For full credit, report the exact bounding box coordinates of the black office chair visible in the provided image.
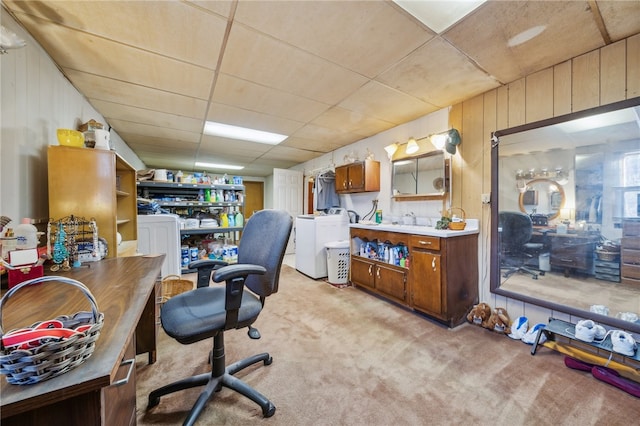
[148,209,293,425]
[499,211,544,280]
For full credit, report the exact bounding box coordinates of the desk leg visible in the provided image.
[136,280,159,364]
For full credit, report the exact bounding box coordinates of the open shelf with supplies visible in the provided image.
[137,180,245,273]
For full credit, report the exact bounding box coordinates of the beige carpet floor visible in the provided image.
[135,265,639,425]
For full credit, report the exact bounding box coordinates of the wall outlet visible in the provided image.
[481,193,491,204]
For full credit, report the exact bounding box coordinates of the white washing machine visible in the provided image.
[295,209,349,279]
[137,214,181,278]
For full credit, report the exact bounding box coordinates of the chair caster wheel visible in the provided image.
[263,402,276,417]
[264,356,273,366]
[539,271,545,276]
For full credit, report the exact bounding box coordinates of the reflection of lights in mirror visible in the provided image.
[514,167,570,185]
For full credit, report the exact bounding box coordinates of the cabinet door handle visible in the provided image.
[112,358,135,387]
[376,266,381,279]
[418,240,432,246]
[432,257,437,271]
[368,264,373,276]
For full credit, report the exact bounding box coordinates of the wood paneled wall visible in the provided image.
[452,34,640,322]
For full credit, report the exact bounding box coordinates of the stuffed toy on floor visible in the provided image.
[467,302,492,328]
[486,307,511,335]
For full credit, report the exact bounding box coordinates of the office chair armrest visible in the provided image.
[189,259,229,288]
[212,263,266,283]
[213,264,267,328]
[190,259,228,269]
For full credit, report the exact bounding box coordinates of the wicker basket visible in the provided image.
[161,275,194,303]
[447,207,467,230]
[596,249,619,262]
[0,276,104,385]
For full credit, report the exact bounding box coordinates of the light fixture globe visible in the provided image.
[405,138,419,154]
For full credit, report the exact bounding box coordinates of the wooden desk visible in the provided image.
[1,255,164,425]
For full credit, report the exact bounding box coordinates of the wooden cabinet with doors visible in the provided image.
[350,226,478,327]
[335,160,380,193]
[409,233,478,326]
[48,146,138,258]
[350,228,408,304]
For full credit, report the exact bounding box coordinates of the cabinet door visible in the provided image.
[335,165,349,192]
[351,257,375,289]
[347,163,365,191]
[410,250,442,315]
[375,264,406,303]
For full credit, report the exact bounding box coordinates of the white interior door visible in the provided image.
[273,168,303,254]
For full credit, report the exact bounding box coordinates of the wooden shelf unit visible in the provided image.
[48,146,137,258]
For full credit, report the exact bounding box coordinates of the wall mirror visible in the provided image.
[491,97,640,333]
[392,150,449,200]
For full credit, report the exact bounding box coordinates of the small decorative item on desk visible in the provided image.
[0,276,104,385]
[447,207,467,230]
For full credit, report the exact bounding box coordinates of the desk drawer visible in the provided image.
[622,248,640,266]
[621,265,640,280]
[622,237,640,250]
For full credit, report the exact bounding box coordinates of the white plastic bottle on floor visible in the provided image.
[15,218,38,249]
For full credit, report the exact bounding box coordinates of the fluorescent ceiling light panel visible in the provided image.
[195,161,244,170]
[393,0,487,34]
[203,121,287,145]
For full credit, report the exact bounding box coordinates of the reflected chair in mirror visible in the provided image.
[499,211,544,280]
[148,209,293,425]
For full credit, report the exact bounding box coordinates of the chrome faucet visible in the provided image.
[403,212,417,225]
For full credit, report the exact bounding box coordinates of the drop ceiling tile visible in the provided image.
[234,0,433,78]
[91,100,204,133]
[443,1,605,83]
[260,146,324,163]
[212,74,328,123]
[63,70,208,119]
[310,106,396,137]
[220,23,368,105]
[598,1,640,41]
[5,0,227,69]
[119,133,198,149]
[12,12,214,98]
[108,119,201,143]
[339,81,440,124]
[377,37,501,107]
[290,123,365,146]
[281,136,348,153]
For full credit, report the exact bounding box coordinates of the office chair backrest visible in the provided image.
[499,211,533,252]
[238,209,293,298]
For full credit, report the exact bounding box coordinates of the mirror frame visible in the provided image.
[518,178,566,220]
[490,96,640,334]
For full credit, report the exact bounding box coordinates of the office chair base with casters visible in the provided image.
[502,264,539,280]
[148,333,275,425]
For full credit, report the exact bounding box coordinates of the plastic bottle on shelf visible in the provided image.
[228,213,235,227]
[235,211,244,227]
[15,218,39,250]
[220,212,229,228]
